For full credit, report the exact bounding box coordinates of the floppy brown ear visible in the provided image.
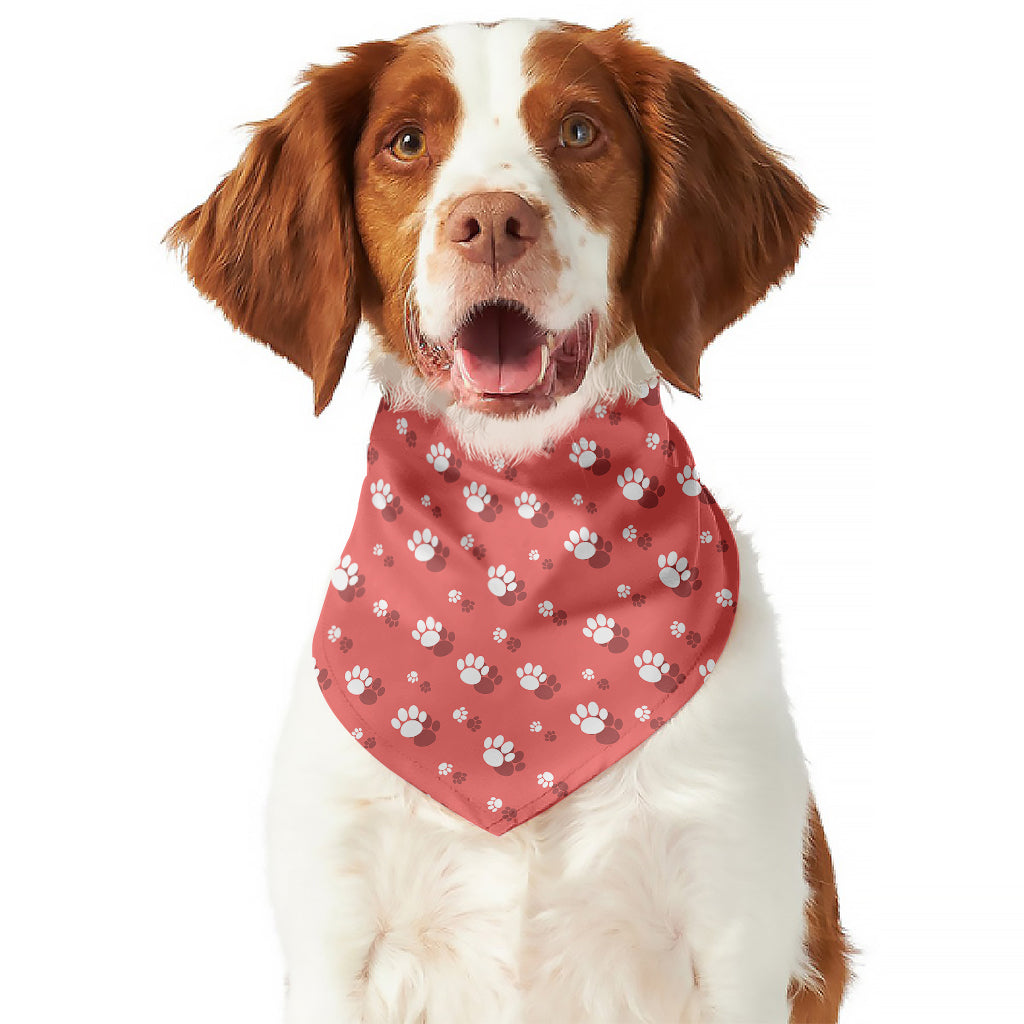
[165,42,398,414]
[590,25,820,394]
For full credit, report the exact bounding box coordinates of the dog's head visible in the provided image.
[168,19,817,444]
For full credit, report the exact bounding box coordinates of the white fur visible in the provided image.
[267,20,815,1023]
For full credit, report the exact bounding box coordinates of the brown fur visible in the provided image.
[790,801,854,1023]
[580,23,821,395]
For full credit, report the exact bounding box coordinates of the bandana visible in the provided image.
[312,384,739,835]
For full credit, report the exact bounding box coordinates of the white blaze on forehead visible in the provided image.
[416,19,612,340]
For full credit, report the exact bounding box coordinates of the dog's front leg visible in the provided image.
[268,655,528,1023]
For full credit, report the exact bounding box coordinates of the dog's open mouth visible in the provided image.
[413,300,594,412]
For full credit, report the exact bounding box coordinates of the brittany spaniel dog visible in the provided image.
[168,18,850,1024]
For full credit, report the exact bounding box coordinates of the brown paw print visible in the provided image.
[382,554,395,567]
[542,557,554,570]
[607,623,630,654]
[685,630,701,648]
[638,475,667,509]
[636,532,652,551]
[442,458,462,484]
[503,466,518,481]
[431,625,456,657]
[461,599,475,613]
[535,676,561,700]
[338,636,353,653]
[659,438,676,458]
[596,677,610,690]
[494,749,526,777]
[471,545,487,561]
[381,496,405,523]
[363,736,376,749]
[675,568,703,598]
[530,502,555,528]
[505,636,522,652]
[473,666,503,695]
[654,665,685,694]
[316,667,331,691]
[405,430,417,448]
[431,505,442,518]
[466,715,482,732]
[596,713,624,744]
[501,805,518,821]
[544,730,558,742]
[630,593,646,608]
[412,715,441,747]
[552,780,569,796]
[587,536,613,569]
[452,770,467,784]
[418,680,431,693]
[425,545,451,573]
[367,445,379,465]
[551,609,568,627]
[497,587,528,608]
[359,678,386,705]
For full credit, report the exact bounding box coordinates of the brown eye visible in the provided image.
[559,114,598,149]
[389,126,427,162]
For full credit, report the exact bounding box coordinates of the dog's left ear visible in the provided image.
[589,25,820,394]
[165,42,398,414]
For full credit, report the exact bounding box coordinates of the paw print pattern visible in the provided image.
[426,444,451,473]
[330,554,364,599]
[463,482,494,518]
[411,617,455,656]
[487,565,524,604]
[457,653,488,686]
[562,526,612,569]
[516,662,547,691]
[407,528,439,562]
[581,614,630,653]
[678,465,702,497]
[514,491,554,526]
[482,735,525,775]
[569,438,611,475]
[569,702,623,744]
[634,649,680,693]
[657,551,702,596]
[369,479,402,521]
[344,665,385,704]
[617,467,649,501]
[390,705,440,745]
[716,589,735,608]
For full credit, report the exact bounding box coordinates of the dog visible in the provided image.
[167,18,850,1023]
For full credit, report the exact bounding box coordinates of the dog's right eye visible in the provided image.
[389,127,427,162]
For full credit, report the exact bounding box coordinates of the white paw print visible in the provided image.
[483,735,516,767]
[537,771,555,788]
[327,625,341,642]
[538,601,554,618]
[420,494,431,507]
[372,543,384,556]
[487,796,503,812]
[699,659,716,680]
[582,668,595,680]
[516,662,547,691]
[493,627,508,642]
[529,720,542,732]
[678,465,702,497]
[373,598,388,617]
[448,588,462,603]
[582,613,616,645]
[617,467,649,501]
[570,701,609,735]
[564,526,599,560]
[352,727,363,739]
[487,564,518,596]
[457,653,488,685]
[412,617,443,648]
[463,481,492,513]
[645,432,661,450]
[569,438,598,468]
[594,403,608,418]
[331,553,360,591]
[572,493,584,506]
[345,665,371,695]
[634,705,651,722]
[622,525,637,541]
[460,534,475,550]
[391,705,427,738]
[658,551,692,589]
[369,479,394,510]
[670,620,686,637]
[407,670,418,683]
[617,584,631,598]
[438,762,453,775]
[452,706,468,722]
[528,549,540,561]
[701,530,713,544]
[426,443,451,473]
[634,650,669,683]
[395,417,408,435]
[639,374,659,398]
[407,528,440,562]
[490,455,506,471]
[515,492,542,520]
[716,589,735,607]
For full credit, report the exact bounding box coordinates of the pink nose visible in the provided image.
[445,191,542,269]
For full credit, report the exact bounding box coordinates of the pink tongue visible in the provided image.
[454,305,546,394]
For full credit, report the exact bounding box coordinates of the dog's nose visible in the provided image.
[445,191,542,269]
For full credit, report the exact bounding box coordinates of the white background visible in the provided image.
[2,1,1020,1020]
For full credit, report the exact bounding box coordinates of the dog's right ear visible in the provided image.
[165,41,398,414]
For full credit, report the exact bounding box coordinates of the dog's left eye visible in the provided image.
[559,114,598,149]
[389,126,427,162]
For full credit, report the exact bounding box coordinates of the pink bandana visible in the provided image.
[312,384,739,835]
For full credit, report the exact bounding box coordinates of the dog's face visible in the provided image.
[168,19,817,429]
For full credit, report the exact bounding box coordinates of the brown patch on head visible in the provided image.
[165,40,402,414]
[521,27,645,351]
[534,22,820,393]
[353,37,461,360]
